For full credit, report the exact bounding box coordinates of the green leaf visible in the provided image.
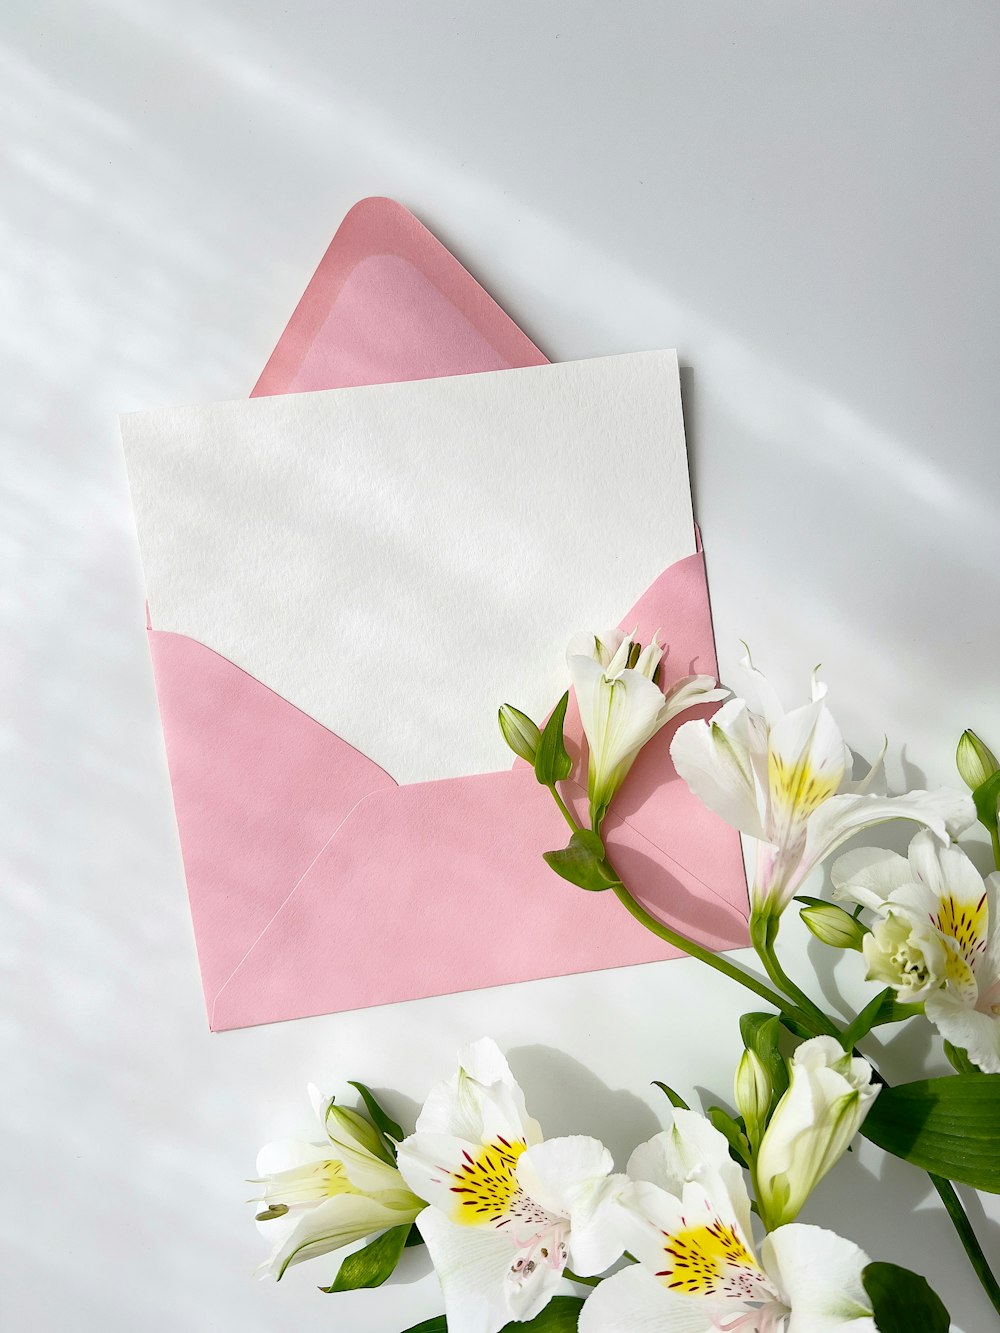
[739,1012,789,1104]
[503,1297,585,1330]
[320,1224,410,1293]
[872,995,924,1027]
[862,1074,1000,1192]
[943,1041,981,1076]
[862,1261,951,1331]
[534,691,573,786]
[972,769,1000,832]
[707,1106,751,1167]
[543,830,622,892]
[399,1296,585,1333]
[652,1080,690,1110]
[347,1081,405,1144]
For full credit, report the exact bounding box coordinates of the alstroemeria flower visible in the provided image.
[834,831,1000,1072]
[670,653,975,916]
[568,628,728,827]
[754,1037,878,1229]
[396,1039,626,1333]
[252,1087,423,1280]
[580,1107,876,1333]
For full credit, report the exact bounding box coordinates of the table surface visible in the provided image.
[4,2,1000,1329]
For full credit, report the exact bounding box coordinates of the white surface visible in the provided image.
[122,352,694,784]
[4,3,1000,1330]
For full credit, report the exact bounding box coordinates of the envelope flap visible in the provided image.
[148,628,396,1004]
[252,197,548,397]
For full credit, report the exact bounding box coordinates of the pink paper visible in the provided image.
[146,197,749,1029]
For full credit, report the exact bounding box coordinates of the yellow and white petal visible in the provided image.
[766,699,846,849]
[396,1131,529,1227]
[578,1264,717,1333]
[670,700,767,840]
[925,988,1000,1074]
[762,1224,875,1332]
[831,847,911,911]
[415,1038,541,1145]
[907,831,990,972]
[619,1175,769,1306]
[418,1207,564,1333]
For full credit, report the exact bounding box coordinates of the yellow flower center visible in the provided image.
[657,1221,768,1299]
[449,1138,527,1226]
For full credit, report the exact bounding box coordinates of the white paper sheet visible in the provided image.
[122,351,695,784]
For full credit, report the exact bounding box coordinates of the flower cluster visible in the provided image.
[254,633,997,1327]
[255,1038,882,1333]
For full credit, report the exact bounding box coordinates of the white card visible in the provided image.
[122,351,695,784]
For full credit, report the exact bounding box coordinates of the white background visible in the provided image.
[3,3,1000,1330]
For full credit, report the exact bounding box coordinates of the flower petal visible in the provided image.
[925,988,1000,1074]
[660,674,730,724]
[831,847,911,911]
[256,1139,330,1178]
[415,1038,541,1144]
[617,1173,766,1306]
[578,1264,716,1333]
[396,1131,526,1223]
[762,1223,875,1332]
[670,699,766,839]
[418,1207,561,1333]
[516,1135,614,1218]
[766,699,846,849]
[626,1108,737,1199]
[907,831,990,971]
[801,787,977,896]
[258,1193,410,1279]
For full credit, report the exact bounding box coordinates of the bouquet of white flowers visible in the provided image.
[252,639,1000,1332]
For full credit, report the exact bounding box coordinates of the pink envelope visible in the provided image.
[146,197,749,1030]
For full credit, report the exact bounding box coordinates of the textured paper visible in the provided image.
[123,351,695,785]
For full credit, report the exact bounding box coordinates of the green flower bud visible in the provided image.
[956,729,1000,792]
[734,1047,772,1151]
[800,900,867,951]
[498,704,541,764]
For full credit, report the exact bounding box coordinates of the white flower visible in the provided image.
[396,1039,626,1333]
[834,831,1000,1072]
[252,1087,423,1280]
[755,1037,878,1230]
[568,628,728,827]
[670,652,975,916]
[580,1107,876,1333]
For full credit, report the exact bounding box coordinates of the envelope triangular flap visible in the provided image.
[252,196,548,396]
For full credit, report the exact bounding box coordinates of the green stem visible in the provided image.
[548,785,580,833]
[840,989,893,1050]
[611,881,798,1021]
[930,1174,1000,1318]
[991,824,1000,874]
[750,910,841,1039]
